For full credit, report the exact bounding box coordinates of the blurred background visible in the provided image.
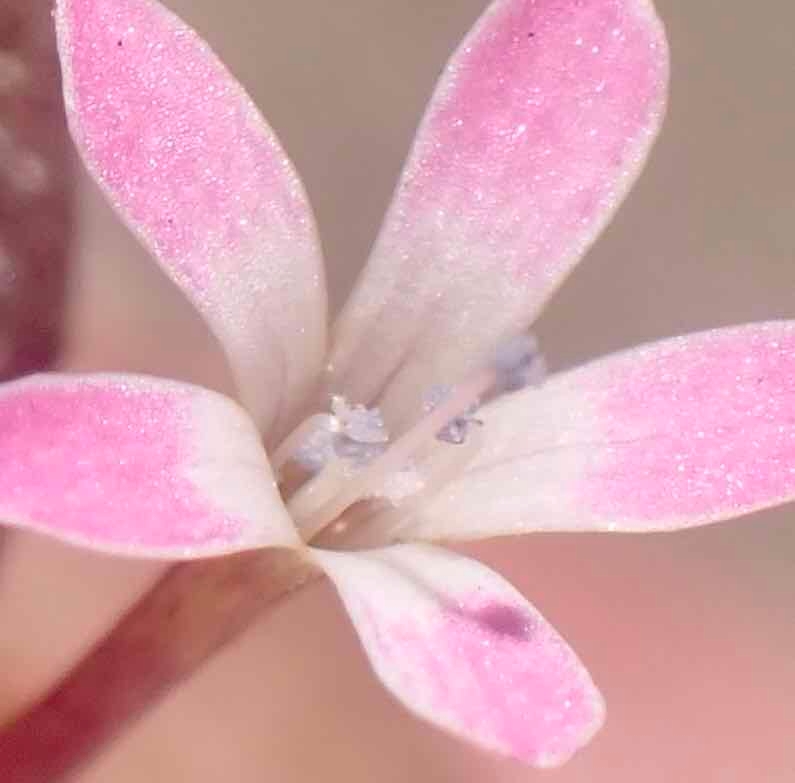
[1,0,794,780]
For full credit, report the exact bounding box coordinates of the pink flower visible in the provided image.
[3,0,792,768]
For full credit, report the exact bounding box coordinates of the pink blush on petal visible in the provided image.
[0,380,244,550]
[403,0,667,280]
[59,0,306,291]
[584,324,795,523]
[384,594,601,766]
[56,0,328,433]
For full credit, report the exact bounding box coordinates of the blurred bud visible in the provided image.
[0,0,72,377]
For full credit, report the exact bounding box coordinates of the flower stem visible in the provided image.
[0,547,319,782]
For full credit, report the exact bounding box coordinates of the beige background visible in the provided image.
[2,0,794,780]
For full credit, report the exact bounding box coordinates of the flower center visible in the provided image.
[273,335,545,549]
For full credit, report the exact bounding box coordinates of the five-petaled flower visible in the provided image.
[3,0,794,768]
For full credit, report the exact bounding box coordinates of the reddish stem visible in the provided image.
[0,548,318,782]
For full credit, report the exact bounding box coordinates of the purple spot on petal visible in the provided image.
[383,592,601,765]
[461,601,537,640]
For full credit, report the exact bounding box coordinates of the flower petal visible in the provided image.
[313,543,603,767]
[54,0,326,433]
[411,322,795,539]
[330,0,668,419]
[0,373,298,556]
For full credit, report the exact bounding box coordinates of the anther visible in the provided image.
[491,334,547,394]
[291,415,338,474]
[272,412,337,474]
[274,398,390,477]
[280,334,547,546]
[331,396,388,445]
[330,396,389,466]
[423,385,483,445]
[333,436,387,468]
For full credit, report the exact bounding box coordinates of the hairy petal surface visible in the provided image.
[55,0,326,433]
[0,374,299,556]
[330,0,668,420]
[411,322,795,539]
[314,544,603,767]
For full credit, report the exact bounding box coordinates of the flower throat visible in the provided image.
[272,335,545,549]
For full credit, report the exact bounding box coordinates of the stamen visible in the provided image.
[286,457,348,532]
[309,499,381,550]
[380,465,426,503]
[491,334,546,394]
[277,332,545,548]
[272,397,389,476]
[424,385,482,444]
[333,436,387,467]
[271,413,337,475]
[331,396,388,444]
[329,396,388,466]
[338,424,485,549]
[292,369,494,541]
